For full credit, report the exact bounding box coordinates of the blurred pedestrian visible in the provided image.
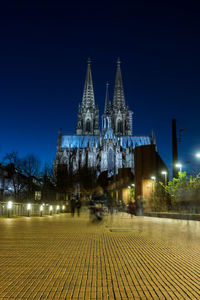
[70,197,76,217]
[127,201,136,217]
[76,198,82,217]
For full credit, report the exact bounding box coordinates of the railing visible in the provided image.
[0,201,69,217]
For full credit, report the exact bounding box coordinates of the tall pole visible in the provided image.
[172,119,178,178]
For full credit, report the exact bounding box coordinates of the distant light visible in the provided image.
[176,163,182,168]
[196,153,200,158]
[40,205,43,211]
[128,186,131,189]
[175,163,182,172]
[62,205,65,210]
[50,205,53,211]
[151,176,156,180]
[56,205,60,210]
[161,171,167,175]
[7,201,12,209]
[27,203,31,210]
[131,184,135,187]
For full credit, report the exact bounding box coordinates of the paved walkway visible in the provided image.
[0,212,200,299]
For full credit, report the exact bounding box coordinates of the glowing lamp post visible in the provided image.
[151,176,156,202]
[27,203,31,217]
[176,163,182,173]
[161,171,167,185]
[7,201,12,218]
[56,205,60,214]
[49,205,53,216]
[40,205,43,217]
[62,205,65,212]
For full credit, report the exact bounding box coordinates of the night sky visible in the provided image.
[0,1,200,175]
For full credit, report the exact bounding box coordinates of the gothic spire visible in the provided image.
[82,58,95,108]
[104,82,111,114]
[113,58,125,109]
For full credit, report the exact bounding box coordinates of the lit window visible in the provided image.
[35,191,41,201]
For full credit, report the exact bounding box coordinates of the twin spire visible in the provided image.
[81,58,126,111]
[78,58,131,136]
[82,58,95,108]
[113,58,126,110]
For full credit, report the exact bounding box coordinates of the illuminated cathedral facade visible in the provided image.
[56,59,155,176]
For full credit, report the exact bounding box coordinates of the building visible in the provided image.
[56,59,155,176]
[134,144,168,210]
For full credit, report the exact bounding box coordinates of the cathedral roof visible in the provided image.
[61,134,152,149]
[61,135,99,148]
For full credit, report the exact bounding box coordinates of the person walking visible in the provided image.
[127,201,136,217]
[70,197,76,217]
[76,198,82,217]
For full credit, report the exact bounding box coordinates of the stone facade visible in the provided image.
[56,59,154,176]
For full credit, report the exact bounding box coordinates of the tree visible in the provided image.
[3,152,26,201]
[55,164,75,201]
[160,172,200,212]
[41,163,56,203]
[21,154,41,178]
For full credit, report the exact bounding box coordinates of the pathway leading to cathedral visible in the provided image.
[0,212,200,299]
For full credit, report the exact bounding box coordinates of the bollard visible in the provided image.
[7,201,12,218]
[50,205,53,216]
[27,203,31,217]
[40,205,43,217]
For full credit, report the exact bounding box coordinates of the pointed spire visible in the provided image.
[113,58,125,109]
[82,58,95,108]
[104,82,111,114]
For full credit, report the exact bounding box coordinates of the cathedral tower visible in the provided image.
[111,59,133,136]
[76,58,100,136]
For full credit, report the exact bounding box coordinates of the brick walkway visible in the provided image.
[0,212,200,299]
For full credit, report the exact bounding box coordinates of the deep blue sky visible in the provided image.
[0,1,200,175]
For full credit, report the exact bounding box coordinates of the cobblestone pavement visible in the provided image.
[0,213,200,299]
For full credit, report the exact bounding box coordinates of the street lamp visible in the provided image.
[56,205,60,213]
[49,205,53,216]
[176,163,182,173]
[161,171,167,185]
[27,203,31,217]
[150,177,156,202]
[7,201,12,218]
[62,205,65,212]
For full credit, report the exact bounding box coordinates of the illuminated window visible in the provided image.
[35,191,41,201]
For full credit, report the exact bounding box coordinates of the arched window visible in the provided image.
[117,120,123,134]
[86,119,91,132]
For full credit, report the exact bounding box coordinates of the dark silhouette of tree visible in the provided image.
[41,163,56,203]
[3,152,26,201]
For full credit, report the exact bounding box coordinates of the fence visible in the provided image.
[0,201,69,217]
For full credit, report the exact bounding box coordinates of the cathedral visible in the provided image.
[56,59,155,176]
